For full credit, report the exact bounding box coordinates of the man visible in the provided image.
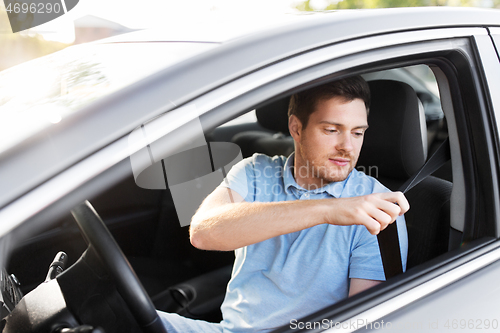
[159,76,409,332]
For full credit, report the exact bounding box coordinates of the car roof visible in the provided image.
[99,7,500,44]
[1,7,499,210]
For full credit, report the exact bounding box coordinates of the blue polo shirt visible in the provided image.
[159,153,407,333]
[219,153,407,332]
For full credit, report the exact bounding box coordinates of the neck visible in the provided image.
[292,154,331,190]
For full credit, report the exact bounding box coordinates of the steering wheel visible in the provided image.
[71,200,167,333]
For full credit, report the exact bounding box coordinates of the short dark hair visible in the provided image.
[288,75,370,129]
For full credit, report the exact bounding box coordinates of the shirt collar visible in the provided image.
[283,152,352,198]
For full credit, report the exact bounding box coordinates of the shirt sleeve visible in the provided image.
[348,225,386,281]
[219,155,256,203]
[347,174,408,281]
[349,214,408,281]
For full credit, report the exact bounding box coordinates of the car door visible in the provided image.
[120,24,500,330]
[340,23,500,333]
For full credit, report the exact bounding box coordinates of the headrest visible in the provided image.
[255,97,291,135]
[357,80,427,180]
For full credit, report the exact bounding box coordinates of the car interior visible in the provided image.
[5,64,460,330]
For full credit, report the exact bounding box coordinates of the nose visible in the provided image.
[336,132,354,152]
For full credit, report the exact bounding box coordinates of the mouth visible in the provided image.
[329,158,350,167]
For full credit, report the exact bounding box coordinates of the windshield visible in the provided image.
[0,42,217,153]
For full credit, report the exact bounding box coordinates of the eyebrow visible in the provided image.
[319,121,369,130]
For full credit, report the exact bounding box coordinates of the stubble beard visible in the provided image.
[296,147,357,190]
[315,156,356,184]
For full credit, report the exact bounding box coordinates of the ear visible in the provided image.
[289,115,302,142]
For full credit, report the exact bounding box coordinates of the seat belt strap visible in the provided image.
[377,137,451,279]
[399,137,452,194]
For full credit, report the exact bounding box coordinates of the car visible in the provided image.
[0,6,500,333]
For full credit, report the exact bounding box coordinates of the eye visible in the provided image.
[353,131,365,137]
[325,128,338,134]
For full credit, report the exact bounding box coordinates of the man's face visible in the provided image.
[290,96,368,189]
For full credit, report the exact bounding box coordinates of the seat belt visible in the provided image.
[377,137,451,279]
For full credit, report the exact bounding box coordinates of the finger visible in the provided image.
[394,191,410,214]
[362,215,381,235]
[367,207,392,230]
[376,199,401,222]
[379,191,410,215]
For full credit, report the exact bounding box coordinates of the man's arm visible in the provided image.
[189,186,409,251]
[349,279,381,297]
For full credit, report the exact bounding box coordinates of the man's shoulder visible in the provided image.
[244,153,288,170]
[348,168,391,195]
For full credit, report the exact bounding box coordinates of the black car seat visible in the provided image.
[359,80,452,269]
[232,97,293,158]
[233,79,452,269]
[358,80,428,190]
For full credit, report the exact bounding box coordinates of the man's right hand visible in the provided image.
[191,188,409,251]
[324,192,409,235]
